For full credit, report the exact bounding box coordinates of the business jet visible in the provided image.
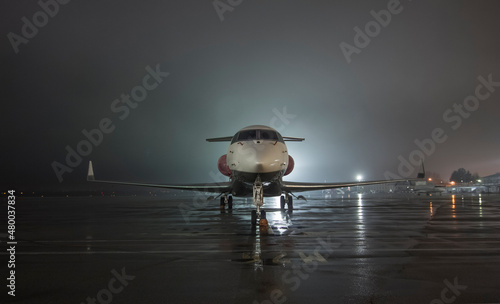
[87,125,424,225]
[411,180,447,196]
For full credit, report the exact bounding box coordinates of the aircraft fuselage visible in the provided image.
[225,125,289,197]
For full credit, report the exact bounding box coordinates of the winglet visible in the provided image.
[417,162,425,179]
[87,161,95,181]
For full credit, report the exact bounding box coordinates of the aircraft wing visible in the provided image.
[282,165,425,193]
[86,161,231,193]
[206,136,305,142]
[283,137,305,142]
[206,136,233,142]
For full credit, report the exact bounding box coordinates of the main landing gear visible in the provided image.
[280,193,293,211]
[220,194,233,211]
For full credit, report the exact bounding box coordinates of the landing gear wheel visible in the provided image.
[280,196,286,210]
[220,196,225,210]
[260,210,266,220]
[228,196,233,209]
[251,210,257,225]
[287,195,293,211]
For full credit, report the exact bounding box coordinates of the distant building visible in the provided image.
[364,183,394,193]
[481,173,500,193]
[482,173,500,184]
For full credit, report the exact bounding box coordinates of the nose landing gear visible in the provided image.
[251,176,267,227]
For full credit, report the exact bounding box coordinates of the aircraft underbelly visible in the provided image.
[232,170,281,182]
[230,180,283,197]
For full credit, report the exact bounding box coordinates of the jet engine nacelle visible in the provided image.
[218,154,232,177]
[284,155,294,176]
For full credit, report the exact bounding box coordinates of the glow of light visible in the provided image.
[355,194,365,254]
[253,229,263,271]
[269,197,291,234]
[452,194,456,218]
[356,175,363,181]
[357,194,364,230]
[479,194,482,218]
[430,201,433,217]
[428,178,432,181]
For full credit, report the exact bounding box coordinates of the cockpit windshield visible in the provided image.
[232,129,283,143]
[259,130,278,141]
[237,130,257,141]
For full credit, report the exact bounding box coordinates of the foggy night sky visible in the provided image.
[1,0,499,191]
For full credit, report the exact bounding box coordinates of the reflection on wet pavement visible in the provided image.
[5,193,500,303]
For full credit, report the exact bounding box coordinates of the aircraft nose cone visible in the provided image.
[242,151,283,173]
[231,141,287,173]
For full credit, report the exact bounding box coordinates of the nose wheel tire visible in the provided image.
[287,195,293,211]
[220,197,225,210]
[251,210,257,225]
[280,196,286,210]
[220,195,233,210]
[251,209,267,226]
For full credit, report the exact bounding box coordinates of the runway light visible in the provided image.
[356,175,363,182]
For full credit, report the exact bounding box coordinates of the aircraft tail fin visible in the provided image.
[417,162,426,179]
[87,161,95,181]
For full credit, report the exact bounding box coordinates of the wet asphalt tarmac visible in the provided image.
[2,193,500,304]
